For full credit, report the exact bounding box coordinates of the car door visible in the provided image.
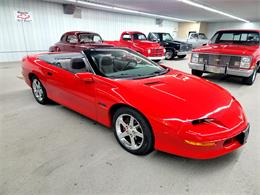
[121,33,133,48]
[44,54,97,120]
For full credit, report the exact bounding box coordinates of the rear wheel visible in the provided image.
[31,77,49,104]
[113,107,154,155]
[243,68,257,85]
[177,55,186,59]
[153,60,161,63]
[191,69,203,77]
[165,50,174,60]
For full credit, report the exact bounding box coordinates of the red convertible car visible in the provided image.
[22,48,249,159]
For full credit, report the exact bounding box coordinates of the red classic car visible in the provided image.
[104,31,165,62]
[49,31,113,52]
[22,48,249,159]
[189,30,260,85]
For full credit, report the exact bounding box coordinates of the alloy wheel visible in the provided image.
[115,114,144,150]
[32,79,44,102]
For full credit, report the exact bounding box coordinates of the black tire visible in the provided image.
[243,68,257,85]
[31,77,49,104]
[113,107,154,155]
[165,50,174,60]
[153,60,161,63]
[191,69,203,77]
[257,63,260,73]
[177,55,186,59]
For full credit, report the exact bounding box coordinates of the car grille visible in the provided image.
[198,54,241,68]
[150,48,164,57]
[180,44,192,52]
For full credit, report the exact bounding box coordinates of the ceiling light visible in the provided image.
[178,0,250,23]
[65,0,195,22]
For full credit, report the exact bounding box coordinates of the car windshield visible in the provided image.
[133,33,147,40]
[212,31,260,45]
[86,49,168,79]
[198,33,208,39]
[79,33,102,43]
[162,33,174,41]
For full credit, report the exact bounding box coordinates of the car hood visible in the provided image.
[193,44,258,56]
[116,69,246,130]
[133,40,161,48]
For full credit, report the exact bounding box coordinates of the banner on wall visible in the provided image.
[14,11,33,22]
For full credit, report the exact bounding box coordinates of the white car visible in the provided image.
[187,33,209,48]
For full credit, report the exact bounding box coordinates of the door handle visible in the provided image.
[47,72,53,76]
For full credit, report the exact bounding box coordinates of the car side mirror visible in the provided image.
[75,72,94,83]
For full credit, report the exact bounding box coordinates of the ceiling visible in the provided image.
[47,0,260,22]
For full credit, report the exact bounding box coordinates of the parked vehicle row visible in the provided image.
[49,31,193,62]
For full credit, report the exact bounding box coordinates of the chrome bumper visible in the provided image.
[177,51,191,56]
[189,63,254,77]
[148,56,165,60]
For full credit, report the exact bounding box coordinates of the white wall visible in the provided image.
[207,21,260,38]
[0,0,178,62]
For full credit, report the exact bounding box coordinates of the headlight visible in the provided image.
[147,49,151,54]
[191,53,199,63]
[240,56,252,69]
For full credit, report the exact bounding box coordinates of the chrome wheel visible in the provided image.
[32,79,44,102]
[115,114,144,150]
[165,50,173,60]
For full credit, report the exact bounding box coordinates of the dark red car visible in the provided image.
[49,31,113,52]
[104,31,165,62]
[189,29,260,85]
[22,48,249,159]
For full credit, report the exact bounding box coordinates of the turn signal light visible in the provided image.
[185,140,216,147]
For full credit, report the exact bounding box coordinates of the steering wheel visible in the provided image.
[122,60,137,70]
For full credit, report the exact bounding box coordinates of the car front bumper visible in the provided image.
[177,51,191,56]
[154,119,250,159]
[148,56,166,61]
[189,62,254,77]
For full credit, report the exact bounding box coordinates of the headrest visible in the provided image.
[71,58,85,69]
[100,56,113,66]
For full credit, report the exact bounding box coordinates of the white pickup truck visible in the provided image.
[187,32,209,48]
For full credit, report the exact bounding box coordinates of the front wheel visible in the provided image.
[177,55,186,59]
[165,50,174,60]
[191,69,203,77]
[243,68,257,85]
[113,107,154,155]
[31,77,49,104]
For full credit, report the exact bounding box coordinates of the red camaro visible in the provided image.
[22,48,249,159]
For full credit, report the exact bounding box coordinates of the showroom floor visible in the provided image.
[0,57,259,195]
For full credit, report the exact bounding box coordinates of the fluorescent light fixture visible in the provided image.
[65,0,195,22]
[178,0,250,23]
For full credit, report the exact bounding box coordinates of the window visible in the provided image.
[79,33,102,43]
[67,35,78,44]
[162,33,173,41]
[86,49,167,79]
[213,31,260,45]
[132,33,147,40]
[38,53,92,74]
[122,34,131,41]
